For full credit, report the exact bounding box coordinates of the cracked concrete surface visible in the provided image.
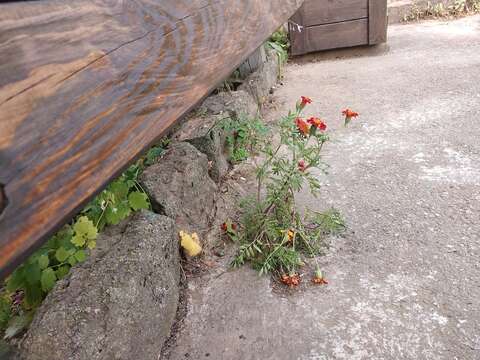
[168,16,480,360]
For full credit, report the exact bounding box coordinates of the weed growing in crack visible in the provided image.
[220,115,268,164]
[224,97,355,287]
[267,27,289,67]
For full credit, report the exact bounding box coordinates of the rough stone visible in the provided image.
[20,211,180,360]
[175,114,229,182]
[239,47,280,105]
[238,46,268,79]
[140,142,217,234]
[176,90,258,182]
[199,90,259,120]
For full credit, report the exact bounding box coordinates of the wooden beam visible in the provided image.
[0,0,303,279]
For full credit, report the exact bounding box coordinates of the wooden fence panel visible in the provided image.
[0,0,303,278]
[289,0,387,55]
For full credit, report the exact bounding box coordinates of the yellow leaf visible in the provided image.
[87,240,96,250]
[179,231,202,257]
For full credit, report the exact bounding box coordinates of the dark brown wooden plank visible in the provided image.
[299,18,368,53]
[289,4,308,56]
[300,0,368,27]
[369,0,388,44]
[0,0,303,279]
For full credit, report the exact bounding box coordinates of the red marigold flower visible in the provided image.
[342,108,359,126]
[307,117,327,131]
[221,221,237,232]
[297,96,312,111]
[342,109,359,118]
[312,276,328,285]
[298,160,306,172]
[295,118,310,136]
[301,96,312,106]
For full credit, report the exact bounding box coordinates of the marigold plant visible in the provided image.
[230,98,353,281]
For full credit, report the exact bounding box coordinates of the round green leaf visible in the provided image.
[38,255,49,269]
[55,247,70,262]
[67,256,77,267]
[71,234,86,247]
[73,216,98,240]
[40,268,56,292]
[56,265,70,280]
[128,191,149,211]
[74,250,86,262]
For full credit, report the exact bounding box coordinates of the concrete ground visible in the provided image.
[168,16,480,360]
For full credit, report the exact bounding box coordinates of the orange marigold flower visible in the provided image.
[295,118,310,136]
[307,117,327,131]
[281,273,301,287]
[301,96,312,106]
[342,109,359,118]
[312,276,328,285]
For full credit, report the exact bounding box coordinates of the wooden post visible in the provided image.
[368,0,388,44]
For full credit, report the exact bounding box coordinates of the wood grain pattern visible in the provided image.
[300,0,368,26]
[0,0,303,279]
[368,0,388,44]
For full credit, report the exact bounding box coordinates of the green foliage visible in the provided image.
[0,297,11,331]
[267,27,289,67]
[218,69,243,93]
[230,100,346,276]
[220,115,268,164]
[144,141,168,166]
[0,139,168,337]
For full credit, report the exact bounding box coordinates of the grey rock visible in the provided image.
[175,114,230,182]
[239,47,280,105]
[140,142,217,233]
[176,91,258,181]
[199,90,259,120]
[226,90,259,120]
[238,46,267,79]
[20,211,180,360]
